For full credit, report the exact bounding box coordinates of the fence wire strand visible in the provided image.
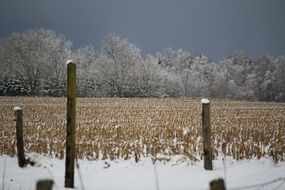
[228,177,285,190]
[272,180,285,190]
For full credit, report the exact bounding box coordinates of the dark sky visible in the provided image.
[0,0,284,60]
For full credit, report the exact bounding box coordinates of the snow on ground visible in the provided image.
[1,154,285,190]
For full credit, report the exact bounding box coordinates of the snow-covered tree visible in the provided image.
[74,45,97,97]
[219,52,255,99]
[251,54,275,100]
[272,56,285,101]
[0,29,72,96]
[174,49,194,97]
[0,29,284,100]
[95,33,141,97]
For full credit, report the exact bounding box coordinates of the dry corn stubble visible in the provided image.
[0,97,284,162]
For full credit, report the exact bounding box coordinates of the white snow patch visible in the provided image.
[1,155,285,190]
[66,60,74,65]
[201,98,210,104]
[25,152,53,168]
[155,153,171,161]
[182,127,190,135]
[13,106,22,111]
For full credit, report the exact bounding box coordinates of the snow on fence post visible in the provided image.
[201,98,213,170]
[65,60,76,188]
[14,106,26,168]
[36,179,54,190]
[210,178,226,190]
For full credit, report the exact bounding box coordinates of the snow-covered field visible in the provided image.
[1,154,285,190]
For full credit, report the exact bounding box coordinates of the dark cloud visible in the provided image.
[0,0,284,60]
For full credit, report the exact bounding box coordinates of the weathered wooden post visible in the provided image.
[65,60,76,188]
[14,106,26,168]
[36,180,54,190]
[210,178,226,190]
[201,98,213,170]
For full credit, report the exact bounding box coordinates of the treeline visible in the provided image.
[0,29,284,101]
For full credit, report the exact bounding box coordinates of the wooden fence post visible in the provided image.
[36,180,54,190]
[201,98,213,170]
[65,60,76,188]
[210,178,226,190]
[14,106,26,168]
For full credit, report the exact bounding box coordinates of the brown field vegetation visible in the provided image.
[0,97,284,162]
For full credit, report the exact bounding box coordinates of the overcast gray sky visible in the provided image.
[0,0,284,60]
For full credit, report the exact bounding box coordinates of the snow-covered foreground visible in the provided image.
[1,154,285,190]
